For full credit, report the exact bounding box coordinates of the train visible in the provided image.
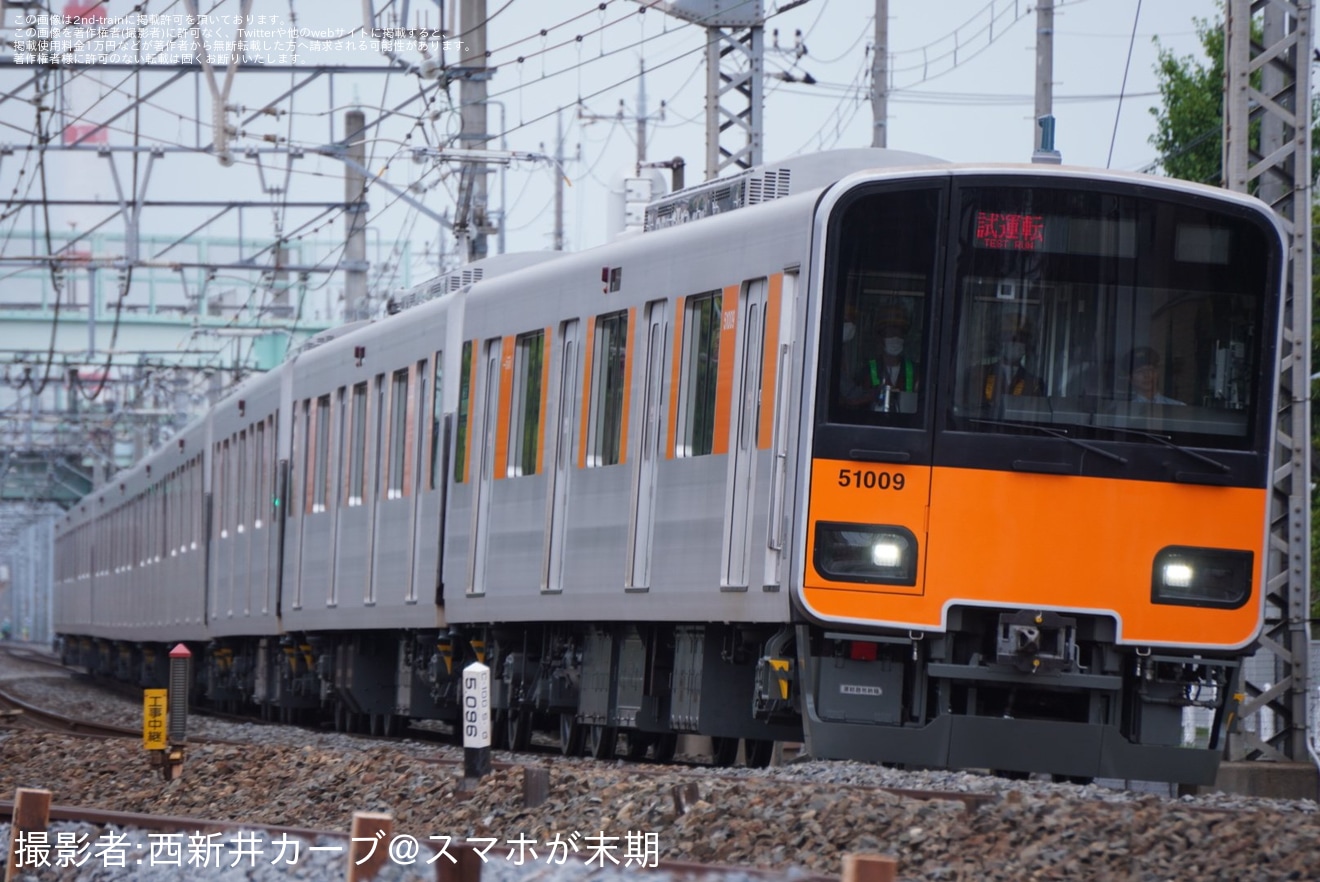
[51,148,1284,784]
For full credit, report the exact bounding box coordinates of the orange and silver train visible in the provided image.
[53,148,1282,783]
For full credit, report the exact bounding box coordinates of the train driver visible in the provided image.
[1125,346,1184,405]
[841,306,919,413]
[975,319,1044,405]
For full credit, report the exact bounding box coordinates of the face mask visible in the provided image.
[841,322,856,343]
[884,337,905,357]
[1004,342,1026,363]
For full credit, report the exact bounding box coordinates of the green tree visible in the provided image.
[1149,18,1226,185]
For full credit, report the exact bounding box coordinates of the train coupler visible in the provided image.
[995,609,1076,674]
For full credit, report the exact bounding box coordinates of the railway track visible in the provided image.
[0,683,140,738]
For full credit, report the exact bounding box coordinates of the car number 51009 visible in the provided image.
[837,468,905,491]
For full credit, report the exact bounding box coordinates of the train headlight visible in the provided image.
[1151,547,1252,609]
[815,522,918,586]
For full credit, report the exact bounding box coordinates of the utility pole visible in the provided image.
[1223,0,1313,773]
[655,1,764,181]
[871,0,887,148]
[344,108,368,320]
[553,112,565,252]
[459,0,489,261]
[1032,0,1060,163]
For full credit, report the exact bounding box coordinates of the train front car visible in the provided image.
[796,168,1283,784]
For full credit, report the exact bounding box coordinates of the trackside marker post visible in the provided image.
[161,642,191,781]
[5,788,51,882]
[461,660,491,788]
[347,811,393,882]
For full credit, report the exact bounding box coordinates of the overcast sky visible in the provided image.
[1,0,1230,308]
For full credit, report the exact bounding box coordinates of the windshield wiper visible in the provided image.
[968,418,1128,465]
[1096,425,1231,473]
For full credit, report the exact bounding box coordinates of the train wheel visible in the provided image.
[507,708,532,751]
[745,738,774,768]
[993,769,1030,781]
[652,733,678,763]
[491,710,510,749]
[333,703,346,733]
[1051,774,1094,786]
[559,713,584,756]
[383,714,403,738]
[625,732,652,761]
[587,725,618,760]
[710,736,739,767]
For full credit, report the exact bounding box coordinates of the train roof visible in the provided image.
[643,147,947,233]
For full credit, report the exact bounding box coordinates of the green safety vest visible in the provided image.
[869,358,915,392]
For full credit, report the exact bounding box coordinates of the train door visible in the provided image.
[722,278,769,589]
[468,338,501,594]
[327,388,346,608]
[764,272,796,588]
[543,320,580,592]
[406,358,429,603]
[626,301,669,590]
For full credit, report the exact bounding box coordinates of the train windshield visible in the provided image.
[947,184,1275,449]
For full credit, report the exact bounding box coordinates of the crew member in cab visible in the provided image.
[842,305,919,413]
[975,319,1043,405]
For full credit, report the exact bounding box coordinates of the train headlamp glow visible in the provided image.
[1161,563,1195,589]
[815,522,918,586]
[1151,547,1252,609]
[871,539,905,568]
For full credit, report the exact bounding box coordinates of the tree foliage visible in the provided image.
[1149,18,1226,184]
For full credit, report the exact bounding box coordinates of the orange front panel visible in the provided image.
[757,274,782,451]
[803,459,931,597]
[801,462,1267,649]
[493,335,515,481]
[711,285,740,456]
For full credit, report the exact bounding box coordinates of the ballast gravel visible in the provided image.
[2,651,1319,881]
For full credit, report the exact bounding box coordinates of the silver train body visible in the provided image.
[52,149,1284,780]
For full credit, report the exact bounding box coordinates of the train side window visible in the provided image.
[388,368,409,497]
[302,397,315,516]
[237,429,248,531]
[373,374,387,498]
[429,351,443,489]
[314,394,331,512]
[508,330,546,477]
[335,387,347,509]
[217,439,228,537]
[586,311,628,467]
[196,454,205,543]
[413,358,428,495]
[255,419,266,529]
[454,341,474,483]
[287,401,300,520]
[348,382,367,505]
[675,291,721,456]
